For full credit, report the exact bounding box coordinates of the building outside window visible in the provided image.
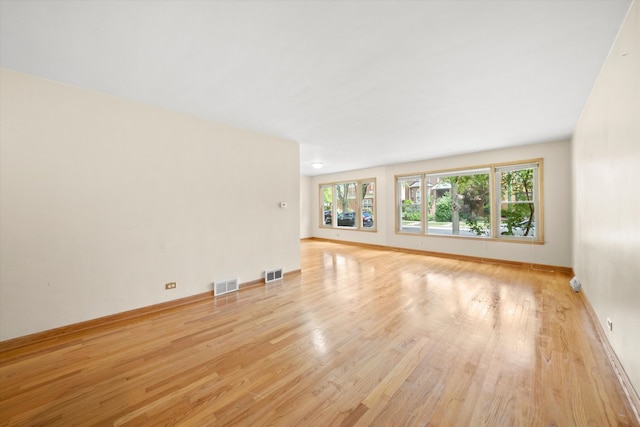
[397,176,422,233]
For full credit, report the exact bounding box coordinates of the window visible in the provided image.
[361,181,375,228]
[495,163,539,239]
[397,176,422,233]
[335,182,357,228]
[319,179,376,231]
[396,160,542,242]
[425,169,490,236]
[320,184,333,226]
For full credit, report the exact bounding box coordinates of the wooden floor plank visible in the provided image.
[0,240,637,426]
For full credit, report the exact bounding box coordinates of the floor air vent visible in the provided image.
[214,278,239,296]
[265,268,283,283]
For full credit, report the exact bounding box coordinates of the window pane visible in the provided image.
[321,185,333,226]
[500,169,534,202]
[398,177,422,233]
[499,202,535,236]
[426,172,490,237]
[497,166,537,238]
[361,181,375,229]
[335,182,357,227]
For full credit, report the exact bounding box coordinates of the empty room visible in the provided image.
[0,0,638,425]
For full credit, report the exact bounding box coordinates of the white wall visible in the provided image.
[0,69,301,341]
[573,1,639,395]
[300,175,312,239]
[310,140,572,268]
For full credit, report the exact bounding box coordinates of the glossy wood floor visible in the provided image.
[1,240,637,426]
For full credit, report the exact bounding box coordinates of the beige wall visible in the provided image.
[300,175,312,239]
[0,69,301,341]
[573,1,639,395]
[309,140,572,268]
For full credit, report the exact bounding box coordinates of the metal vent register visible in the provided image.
[265,268,283,283]
[214,278,239,296]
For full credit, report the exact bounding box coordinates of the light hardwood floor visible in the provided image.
[1,240,637,426]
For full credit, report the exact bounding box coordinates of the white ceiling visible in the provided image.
[0,0,632,176]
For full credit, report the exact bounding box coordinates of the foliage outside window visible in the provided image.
[425,169,490,236]
[396,160,542,242]
[319,179,376,231]
[495,163,539,239]
[397,176,422,233]
[321,185,333,226]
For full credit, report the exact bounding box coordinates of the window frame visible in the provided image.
[319,178,377,232]
[424,167,491,238]
[396,175,424,234]
[494,161,542,241]
[320,184,334,227]
[395,159,544,243]
[360,180,376,230]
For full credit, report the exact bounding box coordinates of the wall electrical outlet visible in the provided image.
[165,282,176,290]
[607,317,613,331]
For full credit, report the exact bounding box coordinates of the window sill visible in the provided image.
[320,226,377,232]
[395,230,544,244]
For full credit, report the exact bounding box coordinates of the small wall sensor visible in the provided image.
[280,202,287,208]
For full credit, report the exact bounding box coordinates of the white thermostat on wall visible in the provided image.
[280,202,287,208]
